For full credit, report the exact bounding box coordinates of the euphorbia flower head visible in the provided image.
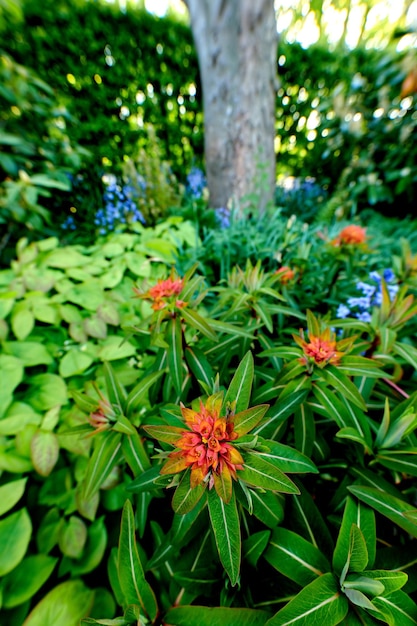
[275,266,295,284]
[161,393,243,492]
[295,327,342,368]
[333,225,366,246]
[134,270,185,311]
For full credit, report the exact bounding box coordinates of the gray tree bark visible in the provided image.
[185,0,277,214]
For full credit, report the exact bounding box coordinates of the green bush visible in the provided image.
[2,211,417,624]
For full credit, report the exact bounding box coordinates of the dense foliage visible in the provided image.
[2,209,417,624]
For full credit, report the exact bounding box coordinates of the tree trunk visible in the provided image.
[185,0,277,214]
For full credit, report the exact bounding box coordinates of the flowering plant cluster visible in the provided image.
[94,177,146,234]
[336,269,399,322]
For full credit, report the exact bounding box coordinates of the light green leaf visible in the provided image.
[98,336,137,361]
[333,497,374,576]
[254,440,318,474]
[167,316,183,397]
[30,430,59,477]
[208,488,241,586]
[319,366,366,410]
[0,477,27,516]
[59,348,94,377]
[121,431,151,474]
[185,346,214,389]
[0,508,32,575]
[224,351,254,413]
[172,471,207,515]
[180,307,217,341]
[2,554,58,608]
[372,590,417,625]
[83,432,123,500]
[21,580,94,626]
[27,374,68,411]
[240,452,299,493]
[11,307,34,340]
[266,572,348,625]
[118,500,158,620]
[233,404,269,436]
[58,515,88,559]
[3,341,52,366]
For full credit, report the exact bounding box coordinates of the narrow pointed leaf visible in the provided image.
[240,452,299,493]
[103,361,126,411]
[224,351,254,413]
[125,370,164,416]
[253,388,308,439]
[83,432,122,500]
[333,497,375,575]
[142,424,184,445]
[243,530,270,568]
[233,404,269,436]
[372,590,417,625]
[208,488,241,586]
[241,488,285,528]
[294,403,315,456]
[254,440,318,474]
[185,346,214,389]
[180,307,217,341]
[213,463,233,503]
[121,431,151,474]
[167,316,183,396]
[348,485,417,538]
[266,572,348,625]
[320,366,366,410]
[289,481,334,558]
[265,527,331,586]
[172,471,207,515]
[118,500,158,620]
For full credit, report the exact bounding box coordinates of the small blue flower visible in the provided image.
[369,271,381,282]
[383,269,395,283]
[336,304,351,319]
[356,311,372,322]
[215,206,230,229]
[347,296,371,310]
[186,167,206,199]
[356,281,376,297]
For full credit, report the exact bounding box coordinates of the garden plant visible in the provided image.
[1,1,417,625]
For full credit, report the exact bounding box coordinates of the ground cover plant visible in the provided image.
[2,212,417,625]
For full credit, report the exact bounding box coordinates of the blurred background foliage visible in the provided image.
[0,0,416,254]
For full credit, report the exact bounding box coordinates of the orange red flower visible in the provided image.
[275,266,295,283]
[159,395,243,490]
[333,225,366,246]
[134,273,185,311]
[294,327,345,369]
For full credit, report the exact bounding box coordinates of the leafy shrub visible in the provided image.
[2,210,417,624]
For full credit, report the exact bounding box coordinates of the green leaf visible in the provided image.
[58,515,88,559]
[164,606,271,626]
[208,488,241,586]
[127,465,168,493]
[372,590,417,625]
[265,527,331,586]
[83,432,123,500]
[180,307,217,341]
[224,351,254,413]
[185,346,214,389]
[125,370,164,417]
[143,423,184,444]
[167,316,183,397]
[319,366,367,410]
[11,307,34,340]
[294,403,315,457]
[333,497,375,576]
[2,554,58,608]
[103,361,127,411]
[394,341,417,371]
[21,580,94,626]
[243,530,271,568]
[337,356,384,378]
[30,430,59,477]
[239,452,299,493]
[254,440,318,474]
[0,508,31,576]
[59,349,94,377]
[289,482,334,558]
[172,471,207,515]
[0,477,27,516]
[348,485,417,539]
[27,374,68,411]
[66,517,108,576]
[0,354,24,395]
[253,388,308,439]
[121,431,151,474]
[233,404,269,437]
[117,500,158,620]
[97,336,137,361]
[3,341,52,366]
[350,570,408,596]
[266,572,348,625]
